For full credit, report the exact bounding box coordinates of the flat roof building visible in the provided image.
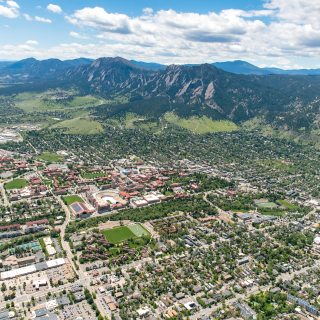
[69,202,92,219]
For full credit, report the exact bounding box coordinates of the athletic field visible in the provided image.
[62,195,84,206]
[102,224,150,244]
[128,224,150,237]
[102,226,135,244]
[256,202,278,208]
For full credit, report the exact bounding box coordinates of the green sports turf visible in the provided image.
[5,179,28,190]
[37,153,64,162]
[101,226,136,244]
[256,202,278,208]
[127,224,150,237]
[63,195,84,206]
[277,200,298,210]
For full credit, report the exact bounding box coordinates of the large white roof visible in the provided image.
[46,258,65,268]
[1,265,36,279]
[1,258,66,279]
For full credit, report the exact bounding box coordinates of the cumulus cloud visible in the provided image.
[59,3,320,64]
[47,4,62,14]
[23,13,32,20]
[70,31,89,39]
[4,1,320,66]
[35,16,52,23]
[26,40,39,45]
[6,0,19,8]
[0,1,19,18]
[143,8,153,14]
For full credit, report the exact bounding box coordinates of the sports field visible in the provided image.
[256,202,278,208]
[102,226,136,244]
[5,179,28,190]
[37,153,64,162]
[102,224,150,244]
[128,224,150,237]
[63,195,84,206]
[277,200,298,210]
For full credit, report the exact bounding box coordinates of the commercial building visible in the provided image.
[0,258,66,279]
[69,202,92,218]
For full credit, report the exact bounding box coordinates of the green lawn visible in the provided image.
[63,195,84,206]
[165,112,238,133]
[5,179,28,190]
[256,202,278,208]
[277,200,299,210]
[37,153,64,162]
[13,91,102,113]
[101,226,136,244]
[52,118,104,134]
[82,173,108,179]
[127,224,150,237]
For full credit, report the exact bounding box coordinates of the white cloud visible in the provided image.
[35,16,52,23]
[70,31,89,39]
[4,1,320,66]
[36,6,41,9]
[26,40,39,45]
[6,0,19,8]
[47,4,62,14]
[58,4,320,64]
[0,3,19,18]
[23,13,32,20]
[143,8,153,14]
[4,24,8,27]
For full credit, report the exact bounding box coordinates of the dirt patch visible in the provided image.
[98,220,131,230]
[218,213,233,223]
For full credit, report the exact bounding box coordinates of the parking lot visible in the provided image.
[58,300,99,320]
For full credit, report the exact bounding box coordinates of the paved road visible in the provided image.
[0,182,9,206]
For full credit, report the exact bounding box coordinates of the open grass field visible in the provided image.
[260,159,298,173]
[37,153,64,162]
[101,226,136,244]
[256,202,278,208]
[165,112,238,133]
[12,91,103,113]
[277,200,299,210]
[5,178,27,190]
[62,195,84,206]
[52,117,104,134]
[127,224,150,237]
[82,173,108,179]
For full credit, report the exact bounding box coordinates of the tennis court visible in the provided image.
[17,241,41,252]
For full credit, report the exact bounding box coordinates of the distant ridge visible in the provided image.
[212,60,320,76]
[2,57,320,76]
[130,59,320,76]
[130,60,166,71]
[0,57,94,80]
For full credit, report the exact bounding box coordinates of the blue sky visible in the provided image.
[1,0,320,69]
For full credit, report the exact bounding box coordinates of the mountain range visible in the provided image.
[2,57,320,77]
[0,57,94,81]
[1,56,320,131]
